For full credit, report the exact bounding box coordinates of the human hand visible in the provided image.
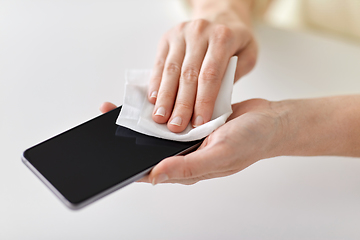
[148,1,258,133]
[102,93,360,185]
[99,99,282,184]
[140,98,283,185]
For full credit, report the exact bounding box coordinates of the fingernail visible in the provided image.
[193,115,204,127]
[150,91,157,99]
[169,116,182,126]
[152,173,169,185]
[155,107,165,117]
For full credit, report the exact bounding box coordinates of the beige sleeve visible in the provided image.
[252,0,273,19]
[263,0,360,40]
[182,0,274,19]
[303,0,360,39]
[182,0,360,40]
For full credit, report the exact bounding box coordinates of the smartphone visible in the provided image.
[22,107,202,210]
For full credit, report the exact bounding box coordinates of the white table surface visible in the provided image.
[1,1,360,239]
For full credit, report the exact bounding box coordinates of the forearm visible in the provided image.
[187,0,254,26]
[273,95,360,157]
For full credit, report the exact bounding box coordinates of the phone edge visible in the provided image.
[21,141,201,210]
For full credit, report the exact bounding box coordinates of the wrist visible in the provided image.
[260,100,291,159]
[271,96,360,157]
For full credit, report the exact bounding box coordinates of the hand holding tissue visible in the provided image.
[116,56,237,142]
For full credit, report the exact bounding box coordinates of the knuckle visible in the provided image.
[182,166,193,178]
[154,59,165,68]
[212,25,233,44]
[165,62,181,75]
[196,96,213,107]
[190,19,209,33]
[182,156,194,178]
[175,100,192,111]
[200,67,220,83]
[181,67,199,84]
[175,21,188,32]
[158,90,175,100]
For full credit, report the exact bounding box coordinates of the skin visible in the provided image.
[100,95,360,185]
[100,0,360,185]
[148,0,258,133]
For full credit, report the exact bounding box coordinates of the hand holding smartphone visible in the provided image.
[22,107,202,210]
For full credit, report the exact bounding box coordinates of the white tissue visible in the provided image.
[116,56,237,142]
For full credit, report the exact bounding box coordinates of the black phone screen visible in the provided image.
[23,107,201,208]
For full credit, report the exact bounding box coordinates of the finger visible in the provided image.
[152,38,186,124]
[138,135,209,184]
[192,40,231,127]
[138,137,236,185]
[197,136,209,150]
[99,102,117,113]
[148,37,169,104]
[137,134,209,184]
[136,175,149,183]
[234,40,258,81]
[137,169,234,185]
[149,143,226,185]
[167,36,208,132]
[158,168,239,185]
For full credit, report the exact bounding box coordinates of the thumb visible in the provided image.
[149,143,223,185]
